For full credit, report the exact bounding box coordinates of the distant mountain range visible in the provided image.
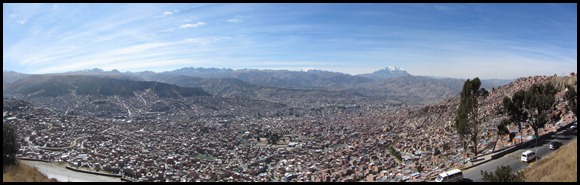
[357,66,411,79]
[156,67,374,89]
[3,67,513,106]
[3,75,210,98]
[133,73,373,106]
[3,70,31,85]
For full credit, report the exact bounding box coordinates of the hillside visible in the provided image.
[3,75,211,98]
[140,74,374,106]
[1,73,574,182]
[352,75,466,105]
[3,162,58,182]
[523,139,577,182]
[383,75,576,162]
[3,70,31,84]
[4,68,513,107]
[160,67,510,94]
[142,69,506,105]
[3,70,31,90]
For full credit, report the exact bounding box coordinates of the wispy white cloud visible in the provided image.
[3,4,577,78]
[179,22,206,28]
[179,24,194,28]
[4,4,167,70]
[227,18,242,23]
[4,3,43,26]
[433,5,456,12]
[26,36,231,74]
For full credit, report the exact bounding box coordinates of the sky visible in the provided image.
[3,3,577,79]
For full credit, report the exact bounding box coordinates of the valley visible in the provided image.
[3,68,575,182]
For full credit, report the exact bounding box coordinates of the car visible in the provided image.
[521,150,536,163]
[468,156,480,163]
[548,141,562,150]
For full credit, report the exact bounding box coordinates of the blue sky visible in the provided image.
[3,3,577,79]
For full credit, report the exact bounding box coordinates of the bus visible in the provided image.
[435,169,463,182]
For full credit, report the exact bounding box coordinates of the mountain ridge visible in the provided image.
[3,67,514,106]
[356,66,411,79]
[3,75,211,98]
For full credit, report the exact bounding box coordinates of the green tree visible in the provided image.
[3,124,19,169]
[522,83,557,147]
[503,92,528,145]
[387,146,402,163]
[564,85,577,117]
[267,132,281,145]
[455,77,488,156]
[508,132,516,145]
[492,118,511,151]
[481,165,525,182]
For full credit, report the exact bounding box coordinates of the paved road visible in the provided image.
[462,128,577,182]
[22,160,121,182]
[38,135,87,151]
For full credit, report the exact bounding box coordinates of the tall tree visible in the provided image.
[503,91,528,145]
[523,83,557,144]
[3,124,19,169]
[564,85,577,117]
[455,77,488,156]
[492,118,510,152]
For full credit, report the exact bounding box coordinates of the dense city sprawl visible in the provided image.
[3,74,576,182]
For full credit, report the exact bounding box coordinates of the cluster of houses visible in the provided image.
[3,74,576,182]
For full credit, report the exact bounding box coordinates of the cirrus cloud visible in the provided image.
[179,22,206,28]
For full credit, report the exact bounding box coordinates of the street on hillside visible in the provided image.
[462,126,577,182]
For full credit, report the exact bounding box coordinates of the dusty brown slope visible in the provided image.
[523,139,577,182]
[3,162,58,182]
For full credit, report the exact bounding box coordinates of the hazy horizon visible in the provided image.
[3,3,577,79]
[9,66,564,81]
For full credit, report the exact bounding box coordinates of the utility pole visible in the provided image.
[534,110,539,163]
[535,127,538,163]
[535,115,542,163]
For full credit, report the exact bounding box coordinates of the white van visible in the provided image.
[435,169,463,182]
[521,150,536,162]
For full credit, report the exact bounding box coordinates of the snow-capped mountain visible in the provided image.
[386,66,406,73]
[357,66,411,79]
